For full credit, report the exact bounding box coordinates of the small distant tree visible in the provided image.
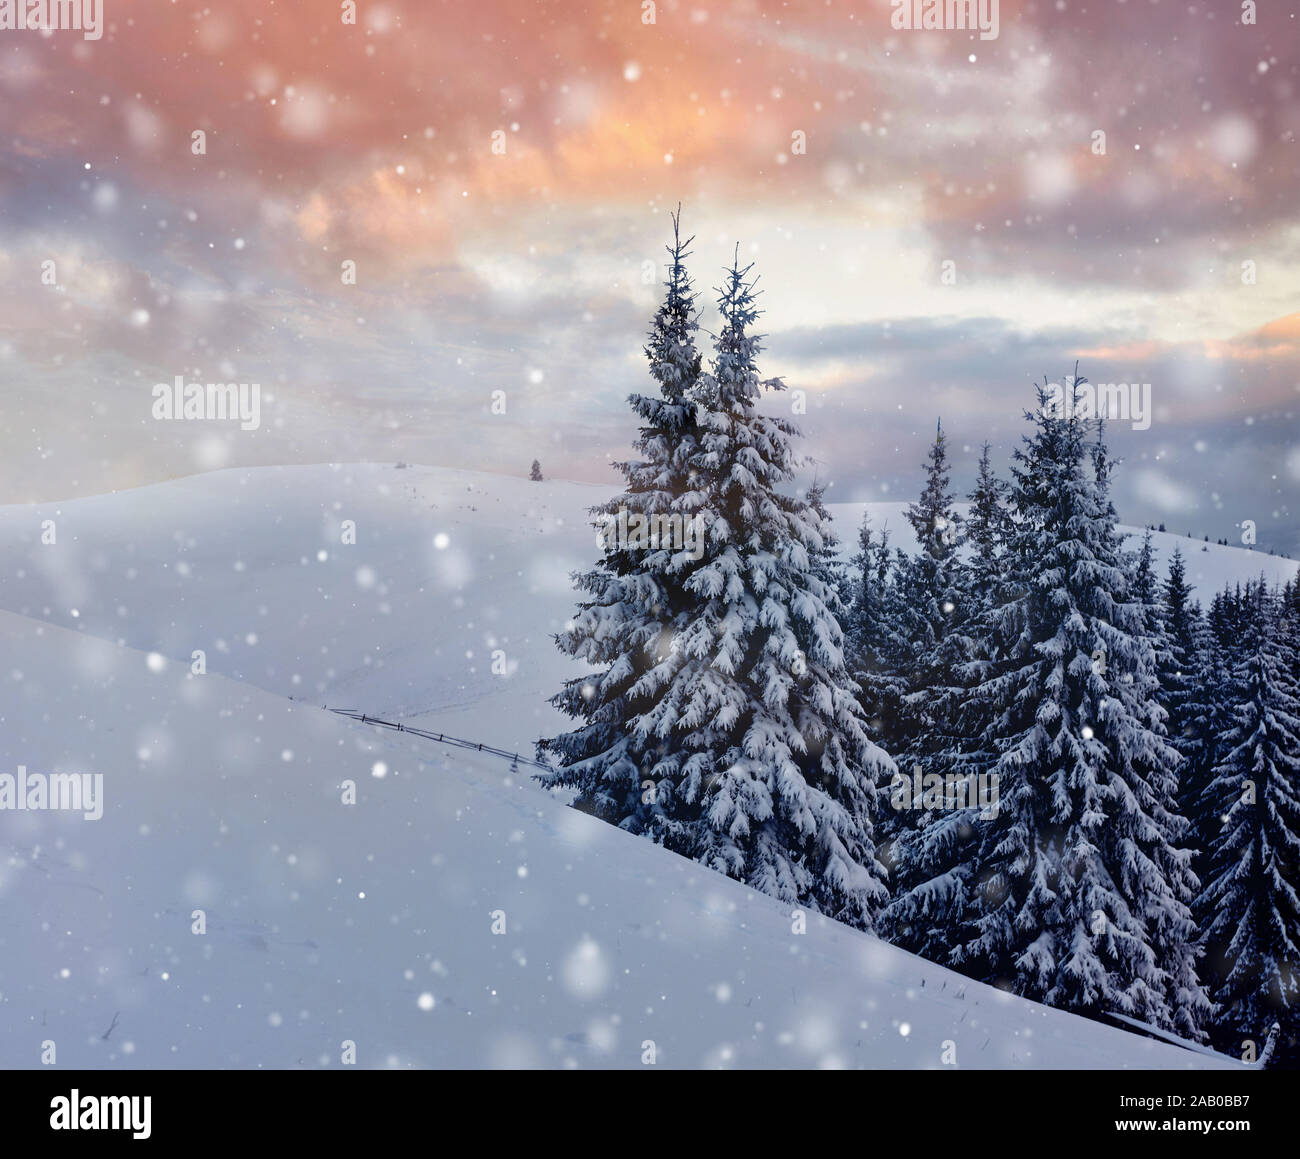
[530,459,544,482]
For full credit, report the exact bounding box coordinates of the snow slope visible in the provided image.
[0,611,1235,1069]
[0,463,1279,1069]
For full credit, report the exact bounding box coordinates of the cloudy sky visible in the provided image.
[1,0,1296,550]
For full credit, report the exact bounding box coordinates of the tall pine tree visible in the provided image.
[541,244,894,930]
[536,210,707,831]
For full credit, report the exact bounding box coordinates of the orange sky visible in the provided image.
[0,0,1296,546]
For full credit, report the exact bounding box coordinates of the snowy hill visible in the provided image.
[0,463,1280,1069]
[0,464,1288,757]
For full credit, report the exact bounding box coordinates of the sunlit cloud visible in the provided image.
[0,0,1294,549]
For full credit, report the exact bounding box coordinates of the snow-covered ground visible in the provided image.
[1,464,1282,1068]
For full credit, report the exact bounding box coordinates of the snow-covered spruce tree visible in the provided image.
[1178,604,1226,857]
[804,477,841,592]
[852,426,969,766]
[542,247,894,930]
[1158,547,1196,738]
[530,459,544,482]
[905,420,961,561]
[876,425,974,886]
[883,439,1006,957]
[1086,434,1211,1041]
[951,440,1016,770]
[1194,585,1300,1064]
[1132,530,1182,774]
[843,515,908,752]
[894,422,970,759]
[1161,550,1219,865]
[1132,530,1159,632]
[1179,585,1249,855]
[650,253,892,927]
[896,382,1207,1037]
[535,210,706,831]
[965,440,1012,607]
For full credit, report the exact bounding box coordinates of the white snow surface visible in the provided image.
[1,463,1278,1068]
